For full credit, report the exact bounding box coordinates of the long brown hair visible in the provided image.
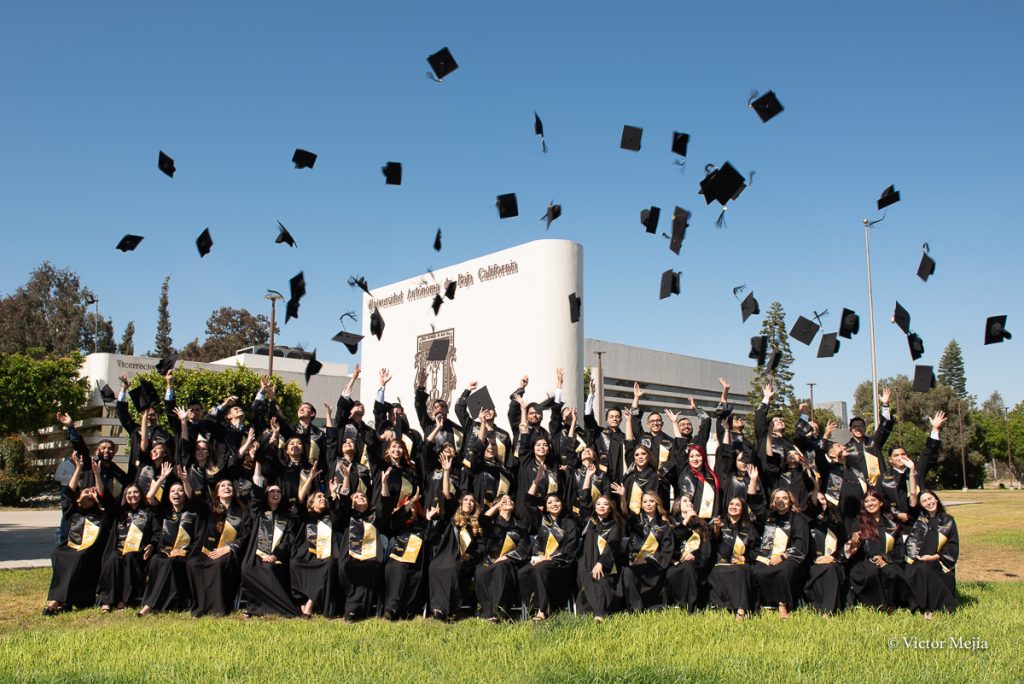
[453,494,482,537]
[855,487,889,541]
[593,495,625,528]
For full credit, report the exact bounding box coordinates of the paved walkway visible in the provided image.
[0,510,60,569]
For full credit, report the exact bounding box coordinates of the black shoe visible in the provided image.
[343,612,358,623]
[431,609,447,621]
[382,609,397,621]
[42,606,58,617]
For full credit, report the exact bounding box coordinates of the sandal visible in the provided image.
[532,611,547,622]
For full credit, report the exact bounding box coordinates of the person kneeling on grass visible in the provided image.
[903,490,959,619]
[750,488,808,620]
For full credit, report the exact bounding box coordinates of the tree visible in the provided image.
[118,321,135,355]
[980,390,1005,416]
[178,307,279,363]
[937,339,968,399]
[971,399,1024,486]
[80,312,116,353]
[154,276,173,357]
[0,262,88,357]
[748,301,796,408]
[0,351,89,437]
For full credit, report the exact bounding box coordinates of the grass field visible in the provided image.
[1,490,1022,683]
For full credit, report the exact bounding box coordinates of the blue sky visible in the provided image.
[2,1,1021,408]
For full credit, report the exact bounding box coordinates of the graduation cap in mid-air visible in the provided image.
[285,298,300,322]
[659,269,681,300]
[466,386,496,419]
[370,309,385,340]
[839,308,860,338]
[496,193,519,219]
[541,202,562,229]
[568,292,582,323]
[817,333,840,358]
[155,354,177,376]
[907,332,925,360]
[666,207,689,254]
[332,330,364,355]
[128,380,160,412]
[157,151,175,178]
[534,111,547,153]
[671,132,689,161]
[444,281,456,300]
[431,294,444,315]
[641,206,661,234]
[304,350,322,384]
[426,338,451,362]
[984,315,1012,345]
[620,125,643,151]
[292,148,317,169]
[433,228,442,252]
[195,228,213,257]
[98,384,116,403]
[877,185,900,210]
[740,291,759,323]
[347,275,371,296]
[427,47,458,82]
[382,162,402,185]
[912,365,936,393]
[748,90,784,123]
[917,244,935,282]
[790,316,821,346]
[892,302,911,335]
[275,221,297,247]
[700,162,747,207]
[749,335,768,366]
[116,235,144,252]
[286,272,305,323]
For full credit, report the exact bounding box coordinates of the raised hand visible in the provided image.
[322,401,333,418]
[762,384,775,403]
[119,373,130,389]
[440,453,452,472]
[533,464,547,483]
[426,503,441,521]
[555,367,564,388]
[352,364,361,379]
[159,461,173,481]
[519,375,529,390]
[687,396,696,411]
[633,382,644,401]
[467,380,478,392]
[55,411,72,426]
[664,408,679,425]
[930,411,947,431]
[165,370,174,386]
[415,367,427,388]
[175,464,188,481]
[824,420,837,438]
[269,417,280,434]
[879,386,891,405]
[718,377,730,392]
[610,482,625,496]
[173,407,188,423]
[71,452,83,469]
[379,368,392,387]
[589,375,596,394]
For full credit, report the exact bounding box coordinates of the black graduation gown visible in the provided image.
[575,516,623,618]
[427,516,482,616]
[843,414,893,488]
[903,512,958,613]
[289,497,344,616]
[619,466,665,517]
[337,496,386,619]
[47,487,106,608]
[817,445,868,536]
[676,468,720,521]
[513,454,566,529]
[620,512,673,611]
[847,515,907,609]
[707,518,759,613]
[777,466,817,516]
[98,501,152,607]
[239,485,298,616]
[665,518,712,613]
[568,466,610,520]
[380,497,429,618]
[583,414,627,483]
[142,501,202,612]
[186,500,250,617]
[463,443,514,511]
[804,515,847,614]
[750,511,808,609]
[518,514,578,614]
[475,514,528,619]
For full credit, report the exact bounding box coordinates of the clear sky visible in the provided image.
[1,1,1021,409]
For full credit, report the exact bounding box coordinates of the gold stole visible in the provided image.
[308,439,320,466]
[575,435,587,454]
[884,531,894,555]
[757,526,788,564]
[360,443,370,467]
[499,533,518,558]
[122,523,144,555]
[706,435,719,471]
[271,518,285,552]
[453,429,463,450]
[590,482,601,503]
[169,520,191,557]
[732,534,746,564]
[543,529,559,558]
[457,526,473,556]
[399,475,414,501]
[698,483,715,519]
[634,531,659,562]
[628,483,643,514]
[205,520,237,556]
[350,522,377,560]
[658,442,671,468]
[109,477,124,500]
[865,452,880,485]
[684,531,701,555]
[597,534,618,574]
[400,433,414,454]
[824,529,838,558]
[389,534,423,563]
[313,520,332,559]
[497,473,510,498]
[154,483,164,502]
[546,473,558,495]
[496,440,507,462]
[68,518,100,552]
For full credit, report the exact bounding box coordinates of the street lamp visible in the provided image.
[265,290,284,377]
[83,290,99,353]
[594,350,606,420]
[861,218,881,429]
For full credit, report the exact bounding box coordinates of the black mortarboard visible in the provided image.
[304,350,322,384]
[839,308,860,339]
[285,298,300,323]
[99,384,116,403]
[196,227,213,257]
[155,354,177,376]
[290,272,306,301]
[907,332,925,360]
[877,185,900,210]
[444,281,456,300]
[432,294,443,315]
[568,292,582,323]
[427,338,450,361]
[790,316,820,346]
[370,309,385,340]
[741,292,759,323]
[466,386,496,418]
[671,132,689,158]
[347,275,371,296]
[699,162,747,207]
[433,228,442,252]
[292,149,317,169]
[668,207,689,254]
[817,332,840,358]
[128,380,160,412]
[332,330,363,355]
[892,302,911,334]
[749,90,784,123]
[912,365,935,393]
[917,252,935,282]
[496,193,518,219]
[984,315,1012,345]
[542,202,562,229]
[620,125,643,152]
[157,151,175,178]
[427,47,458,81]
[382,161,402,185]
[534,111,547,153]
[116,235,144,252]
[276,221,297,247]
[641,206,661,234]
[659,269,681,300]
[749,336,768,366]
[768,351,783,372]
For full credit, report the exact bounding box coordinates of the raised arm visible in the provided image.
[916,410,946,488]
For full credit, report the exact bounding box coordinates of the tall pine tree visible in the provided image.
[748,300,796,406]
[937,339,967,398]
[154,276,174,357]
[118,321,135,355]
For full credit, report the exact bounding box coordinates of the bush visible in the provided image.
[0,470,46,506]
[0,436,28,474]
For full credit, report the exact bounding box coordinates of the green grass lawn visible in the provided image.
[0,569,1020,683]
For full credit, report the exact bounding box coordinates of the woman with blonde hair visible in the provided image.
[518,494,578,621]
[576,494,624,621]
[619,491,673,612]
[427,464,483,621]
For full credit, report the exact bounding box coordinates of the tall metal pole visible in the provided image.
[1005,408,1015,489]
[894,387,903,448]
[863,219,880,429]
[958,401,968,491]
[806,382,815,416]
[265,292,283,378]
[594,351,605,420]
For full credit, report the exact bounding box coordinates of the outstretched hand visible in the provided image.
[930,410,947,431]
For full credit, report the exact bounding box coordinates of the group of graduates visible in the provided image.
[44,364,959,622]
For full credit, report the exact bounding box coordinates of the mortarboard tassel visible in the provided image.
[747,90,760,107]
[715,207,728,229]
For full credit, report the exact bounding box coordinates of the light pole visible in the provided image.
[862,218,880,429]
[265,290,283,377]
[594,351,605,420]
[83,290,99,353]
[806,382,815,416]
